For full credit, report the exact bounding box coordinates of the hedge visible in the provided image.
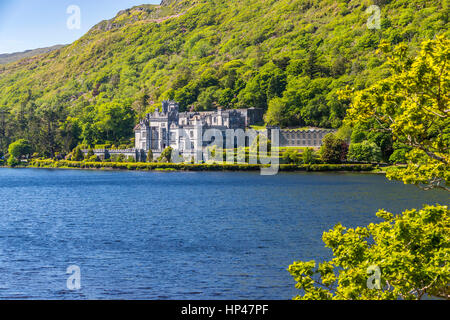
[30,160,374,172]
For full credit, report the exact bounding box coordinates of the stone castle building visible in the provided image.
[134,101,334,161]
[134,101,265,159]
[85,101,335,162]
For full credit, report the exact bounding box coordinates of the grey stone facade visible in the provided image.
[279,129,335,148]
[135,101,265,159]
[83,101,335,163]
[134,101,336,160]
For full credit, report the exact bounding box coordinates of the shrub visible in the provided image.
[389,148,409,164]
[7,156,21,167]
[320,133,349,164]
[283,149,301,164]
[302,148,317,165]
[72,147,84,161]
[94,144,111,149]
[87,149,95,158]
[147,149,153,162]
[30,159,374,173]
[158,147,173,163]
[348,141,382,163]
[88,155,100,162]
[8,139,32,160]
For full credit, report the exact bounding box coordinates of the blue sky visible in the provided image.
[0,0,160,54]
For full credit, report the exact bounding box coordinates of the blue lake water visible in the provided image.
[0,168,448,300]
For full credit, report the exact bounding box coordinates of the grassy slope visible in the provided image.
[0,0,447,135]
[0,45,65,65]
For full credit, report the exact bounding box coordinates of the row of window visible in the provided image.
[284,133,322,139]
[287,140,321,146]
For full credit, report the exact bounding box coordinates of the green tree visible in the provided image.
[302,148,316,164]
[37,103,64,158]
[158,146,173,163]
[95,101,136,143]
[345,36,449,190]
[350,123,393,163]
[320,133,348,164]
[7,156,21,167]
[81,122,99,146]
[88,155,100,162]
[238,62,286,110]
[0,106,10,155]
[266,97,287,126]
[305,48,325,79]
[195,87,218,111]
[348,141,382,163]
[389,142,412,164]
[72,146,84,161]
[289,205,449,300]
[8,139,32,160]
[283,149,301,164]
[290,37,450,300]
[60,117,82,153]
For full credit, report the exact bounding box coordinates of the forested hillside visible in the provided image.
[0,45,65,65]
[0,0,447,156]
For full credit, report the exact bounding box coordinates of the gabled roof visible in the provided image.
[134,122,149,131]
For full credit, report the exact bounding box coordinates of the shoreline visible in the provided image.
[1,160,379,174]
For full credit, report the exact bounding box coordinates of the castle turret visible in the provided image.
[161,100,169,114]
[134,119,150,150]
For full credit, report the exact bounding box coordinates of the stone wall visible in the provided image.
[82,149,145,161]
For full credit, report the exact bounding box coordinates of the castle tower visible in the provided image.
[134,119,150,151]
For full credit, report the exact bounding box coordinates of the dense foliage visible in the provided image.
[348,141,382,163]
[8,139,31,159]
[0,0,447,157]
[158,146,174,162]
[289,205,449,300]
[289,37,449,300]
[320,133,349,164]
[346,36,449,190]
